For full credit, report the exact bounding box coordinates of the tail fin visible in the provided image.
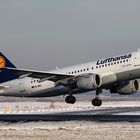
[0,52,16,68]
[0,52,18,83]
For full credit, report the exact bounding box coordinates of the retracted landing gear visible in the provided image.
[65,95,76,104]
[92,89,102,107]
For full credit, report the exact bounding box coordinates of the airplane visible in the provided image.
[0,49,140,106]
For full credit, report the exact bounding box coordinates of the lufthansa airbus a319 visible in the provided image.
[0,49,140,106]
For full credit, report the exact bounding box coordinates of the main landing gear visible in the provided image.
[65,89,102,106]
[65,95,76,104]
[92,89,102,107]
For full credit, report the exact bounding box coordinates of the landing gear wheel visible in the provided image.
[91,89,103,107]
[65,95,76,104]
[92,98,102,107]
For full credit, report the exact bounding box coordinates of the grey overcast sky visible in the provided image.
[0,0,140,70]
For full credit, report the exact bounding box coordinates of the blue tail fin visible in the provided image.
[0,52,16,68]
[0,52,18,83]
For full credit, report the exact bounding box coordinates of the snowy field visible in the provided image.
[0,121,140,140]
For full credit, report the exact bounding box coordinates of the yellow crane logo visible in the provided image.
[0,56,6,68]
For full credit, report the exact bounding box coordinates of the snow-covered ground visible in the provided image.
[0,121,140,140]
[0,101,139,139]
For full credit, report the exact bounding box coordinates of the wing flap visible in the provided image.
[0,67,74,82]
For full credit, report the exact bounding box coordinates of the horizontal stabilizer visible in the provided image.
[0,85,10,90]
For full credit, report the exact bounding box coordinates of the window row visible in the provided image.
[68,67,92,74]
[68,59,129,74]
[31,79,40,83]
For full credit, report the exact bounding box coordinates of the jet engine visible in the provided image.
[110,80,139,95]
[76,74,102,90]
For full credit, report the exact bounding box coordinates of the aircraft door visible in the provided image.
[134,52,140,66]
[18,79,26,94]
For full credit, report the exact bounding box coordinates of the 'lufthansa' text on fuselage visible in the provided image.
[96,54,132,65]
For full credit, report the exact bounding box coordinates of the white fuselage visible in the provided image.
[1,51,140,97]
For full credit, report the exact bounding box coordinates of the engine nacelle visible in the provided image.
[110,80,139,95]
[76,74,102,90]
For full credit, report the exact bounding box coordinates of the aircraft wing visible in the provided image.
[0,67,74,83]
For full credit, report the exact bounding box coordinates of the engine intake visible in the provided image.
[76,74,102,90]
[110,80,139,95]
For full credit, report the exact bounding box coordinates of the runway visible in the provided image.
[0,114,140,122]
[0,101,139,122]
[0,101,139,140]
[0,106,140,122]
